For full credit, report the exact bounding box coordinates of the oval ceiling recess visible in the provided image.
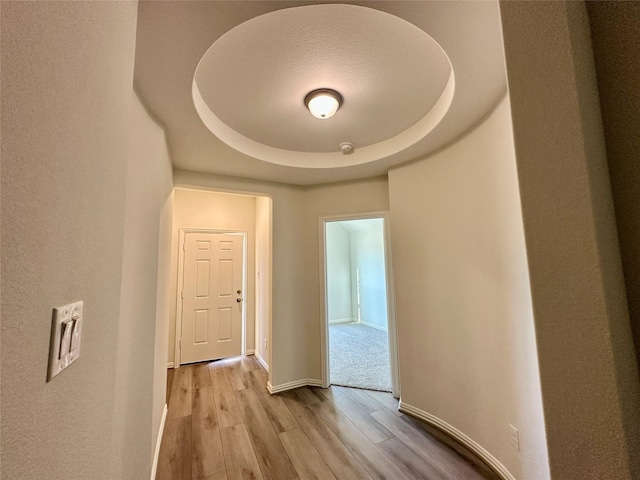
[193,4,455,169]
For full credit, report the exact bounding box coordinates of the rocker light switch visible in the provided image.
[47,301,83,381]
[70,316,81,353]
[59,320,73,359]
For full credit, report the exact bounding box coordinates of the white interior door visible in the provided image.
[180,232,243,364]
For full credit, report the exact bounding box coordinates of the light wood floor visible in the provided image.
[157,356,498,480]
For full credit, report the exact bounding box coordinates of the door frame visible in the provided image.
[174,228,247,367]
[318,211,401,398]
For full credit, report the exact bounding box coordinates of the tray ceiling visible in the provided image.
[134,1,507,186]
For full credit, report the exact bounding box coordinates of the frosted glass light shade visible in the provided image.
[305,89,342,119]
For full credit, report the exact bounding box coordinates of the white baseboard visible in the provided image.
[254,351,269,372]
[166,362,174,369]
[246,349,255,355]
[267,378,323,394]
[398,401,515,480]
[328,317,356,325]
[151,403,168,480]
[360,320,388,332]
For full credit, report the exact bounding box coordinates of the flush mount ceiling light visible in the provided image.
[304,89,343,119]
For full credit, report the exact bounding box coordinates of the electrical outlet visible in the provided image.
[264,338,268,350]
[509,424,520,451]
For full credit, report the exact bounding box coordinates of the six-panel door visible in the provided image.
[180,232,243,364]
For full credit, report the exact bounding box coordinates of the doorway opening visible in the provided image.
[320,213,399,396]
[169,188,272,375]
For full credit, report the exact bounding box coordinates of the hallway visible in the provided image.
[158,357,496,480]
[4,3,640,479]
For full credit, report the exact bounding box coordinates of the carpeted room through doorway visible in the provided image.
[329,322,392,392]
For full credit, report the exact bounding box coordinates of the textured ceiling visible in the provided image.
[193,4,453,168]
[134,1,507,186]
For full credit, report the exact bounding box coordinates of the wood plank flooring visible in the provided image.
[157,356,498,480]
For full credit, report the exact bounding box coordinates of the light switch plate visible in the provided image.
[47,301,83,381]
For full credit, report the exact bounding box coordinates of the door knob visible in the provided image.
[236,298,242,303]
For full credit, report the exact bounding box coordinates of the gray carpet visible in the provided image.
[329,322,392,392]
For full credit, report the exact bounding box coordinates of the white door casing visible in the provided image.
[179,231,244,364]
[319,211,401,398]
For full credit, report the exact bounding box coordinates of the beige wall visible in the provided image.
[114,92,174,478]
[0,2,172,479]
[255,196,272,367]
[153,189,174,451]
[173,172,389,386]
[169,188,257,363]
[587,1,640,378]
[304,179,390,379]
[325,223,353,322]
[500,1,640,478]
[350,222,387,330]
[389,97,548,479]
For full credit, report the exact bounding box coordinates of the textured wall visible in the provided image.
[350,222,387,330]
[153,189,173,453]
[389,97,549,479]
[326,223,353,322]
[500,1,640,478]
[587,0,640,382]
[303,178,390,380]
[113,93,173,479]
[1,2,139,479]
[255,196,272,367]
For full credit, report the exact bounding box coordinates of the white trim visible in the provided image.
[245,349,255,355]
[328,317,356,325]
[255,351,269,372]
[383,210,402,398]
[318,218,328,388]
[151,403,168,480]
[174,229,186,368]
[360,320,388,332]
[267,378,323,394]
[398,401,516,480]
[166,362,175,369]
[319,211,401,397]
[175,228,248,367]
